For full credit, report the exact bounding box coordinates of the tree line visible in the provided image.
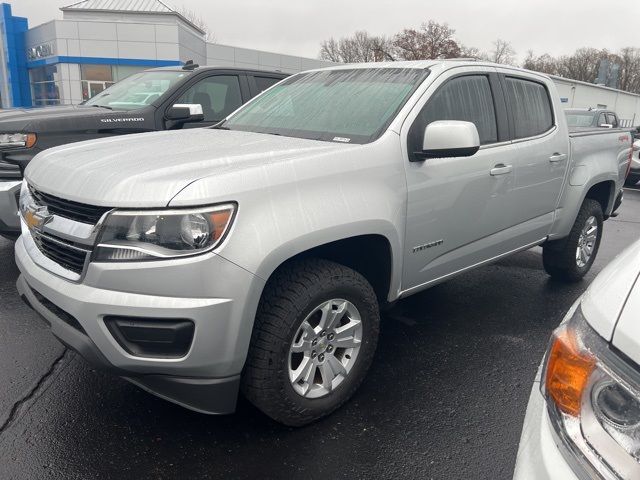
[318,21,640,94]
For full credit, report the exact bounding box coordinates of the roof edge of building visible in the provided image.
[60,1,207,36]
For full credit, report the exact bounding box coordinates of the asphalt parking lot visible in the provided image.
[1,188,639,480]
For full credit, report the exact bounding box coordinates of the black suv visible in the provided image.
[0,63,288,238]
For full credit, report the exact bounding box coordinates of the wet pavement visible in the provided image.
[1,188,640,480]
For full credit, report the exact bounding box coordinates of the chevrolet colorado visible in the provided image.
[0,64,287,239]
[14,61,633,426]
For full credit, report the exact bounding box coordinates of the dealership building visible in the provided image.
[0,0,331,108]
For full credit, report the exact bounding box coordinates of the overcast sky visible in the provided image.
[12,0,640,61]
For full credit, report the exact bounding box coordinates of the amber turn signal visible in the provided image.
[545,326,596,417]
[25,133,37,148]
[210,208,233,242]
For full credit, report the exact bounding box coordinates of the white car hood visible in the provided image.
[25,129,348,208]
[581,240,640,349]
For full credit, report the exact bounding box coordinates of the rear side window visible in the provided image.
[504,77,554,139]
[606,113,618,128]
[254,76,281,93]
[409,75,498,156]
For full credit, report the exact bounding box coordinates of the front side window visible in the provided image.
[85,70,189,111]
[505,77,554,139]
[177,75,242,122]
[408,75,498,158]
[222,68,428,144]
[606,113,618,128]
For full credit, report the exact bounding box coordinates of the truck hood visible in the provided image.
[581,239,640,342]
[0,105,119,132]
[25,128,350,207]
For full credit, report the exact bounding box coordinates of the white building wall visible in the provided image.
[552,76,640,127]
[206,43,332,73]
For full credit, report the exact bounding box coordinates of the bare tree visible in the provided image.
[556,48,608,83]
[392,21,462,60]
[317,24,640,94]
[522,50,559,75]
[319,31,393,63]
[175,7,216,42]
[616,48,640,93]
[488,39,516,65]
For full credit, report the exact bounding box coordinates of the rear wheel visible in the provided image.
[543,199,603,282]
[242,258,380,426]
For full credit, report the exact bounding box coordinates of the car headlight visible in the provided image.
[543,306,640,479]
[0,133,37,148]
[93,204,236,261]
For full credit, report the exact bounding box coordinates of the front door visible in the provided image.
[401,69,517,292]
[174,74,244,128]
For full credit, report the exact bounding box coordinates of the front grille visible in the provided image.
[0,159,21,180]
[29,186,111,224]
[32,231,90,275]
[31,288,86,333]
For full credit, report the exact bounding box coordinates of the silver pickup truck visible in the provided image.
[14,60,633,426]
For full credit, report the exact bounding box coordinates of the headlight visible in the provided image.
[93,204,236,261]
[543,306,640,479]
[0,133,37,148]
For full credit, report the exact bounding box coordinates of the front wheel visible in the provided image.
[543,199,603,282]
[242,258,380,426]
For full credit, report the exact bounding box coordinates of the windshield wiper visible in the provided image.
[90,104,113,110]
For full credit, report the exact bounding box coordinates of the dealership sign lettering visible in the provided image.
[26,43,55,60]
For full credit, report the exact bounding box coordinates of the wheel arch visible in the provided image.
[549,175,619,241]
[253,226,401,306]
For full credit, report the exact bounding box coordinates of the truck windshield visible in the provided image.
[566,112,596,127]
[84,70,189,111]
[221,68,428,144]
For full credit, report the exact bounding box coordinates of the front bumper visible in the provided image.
[513,379,580,480]
[0,180,21,237]
[15,235,266,414]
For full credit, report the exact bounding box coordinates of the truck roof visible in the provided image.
[565,108,615,114]
[146,65,288,76]
[310,59,552,80]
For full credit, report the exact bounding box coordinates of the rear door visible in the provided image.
[497,71,570,243]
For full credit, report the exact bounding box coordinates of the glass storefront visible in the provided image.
[30,64,149,106]
[29,65,61,107]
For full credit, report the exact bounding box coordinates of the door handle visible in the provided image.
[490,164,513,176]
[549,153,568,163]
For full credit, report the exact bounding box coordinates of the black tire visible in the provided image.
[241,258,380,426]
[543,199,603,282]
[625,175,640,187]
[0,232,18,242]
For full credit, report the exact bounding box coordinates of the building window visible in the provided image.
[80,64,114,101]
[80,65,147,101]
[29,65,61,107]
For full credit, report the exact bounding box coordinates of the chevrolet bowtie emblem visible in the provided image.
[24,205,53,233]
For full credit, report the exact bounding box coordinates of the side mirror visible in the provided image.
[166,103,204,123]
[413,120,480,161]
